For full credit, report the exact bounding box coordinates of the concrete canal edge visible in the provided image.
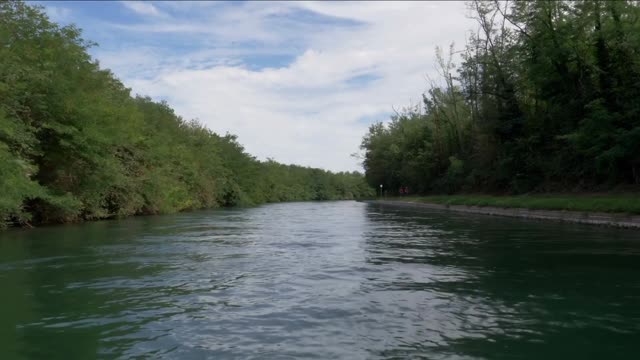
[361,200,640,229]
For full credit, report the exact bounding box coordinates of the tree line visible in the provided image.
[0,1,373,229]
[361,0,640,195]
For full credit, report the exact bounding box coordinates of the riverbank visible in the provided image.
[363,195,640,228]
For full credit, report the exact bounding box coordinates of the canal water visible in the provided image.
[1,201,639,359]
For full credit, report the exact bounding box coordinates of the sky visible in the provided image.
[34,1,475,172]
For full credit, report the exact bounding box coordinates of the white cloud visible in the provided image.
[121,1,168,18]
[98,1,475,172]
[44,6,72,23]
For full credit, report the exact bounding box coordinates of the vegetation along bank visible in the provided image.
[359,1,640,199]
[0,2,374,229]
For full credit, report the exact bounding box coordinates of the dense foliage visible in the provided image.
[0,2,373,229]
[361,0,640,195]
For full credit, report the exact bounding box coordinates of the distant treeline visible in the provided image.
[361,1,640,194]
[0,2,373,229]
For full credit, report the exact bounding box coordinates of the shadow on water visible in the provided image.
[362,204,640,359]
[0,215,181,359]
[0,209,252,359]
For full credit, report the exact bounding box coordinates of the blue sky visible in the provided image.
[33,1,474,172]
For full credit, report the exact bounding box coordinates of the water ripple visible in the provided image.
[1,201,640,359]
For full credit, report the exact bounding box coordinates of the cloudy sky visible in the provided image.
[35,1,475,172]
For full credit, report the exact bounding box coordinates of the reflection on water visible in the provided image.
[1,201,639,359]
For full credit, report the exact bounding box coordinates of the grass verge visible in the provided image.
[386,194,640,215]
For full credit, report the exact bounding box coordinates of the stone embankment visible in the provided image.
[363,200,640,229]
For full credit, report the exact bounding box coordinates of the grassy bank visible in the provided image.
[387,195,640,215]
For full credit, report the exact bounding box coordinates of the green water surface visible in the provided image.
[1,201,638,359]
